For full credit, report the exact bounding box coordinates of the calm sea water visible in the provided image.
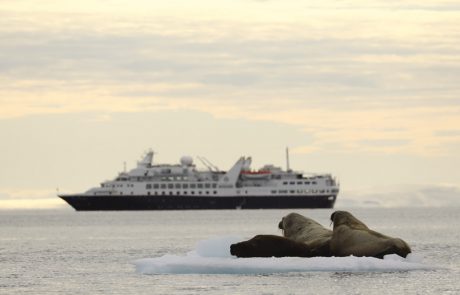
[1,207,459,294]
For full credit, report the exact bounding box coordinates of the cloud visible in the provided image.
[0,188,67,209]
[1,0,460,159]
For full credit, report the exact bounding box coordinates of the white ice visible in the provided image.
[134,236,436,274]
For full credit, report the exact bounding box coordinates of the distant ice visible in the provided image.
[134,236,437,274]
[336,184,460,207]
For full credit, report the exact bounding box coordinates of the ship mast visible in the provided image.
[286,147,291,172]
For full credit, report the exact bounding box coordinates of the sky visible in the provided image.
[1,0,460,209]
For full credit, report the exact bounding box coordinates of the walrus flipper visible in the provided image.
[307,239,332,257]
[373,243,411,259]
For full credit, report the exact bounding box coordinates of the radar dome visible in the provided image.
[180,156,193,166]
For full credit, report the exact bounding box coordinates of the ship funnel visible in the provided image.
[242,157,252,170]
[138,150,154,167]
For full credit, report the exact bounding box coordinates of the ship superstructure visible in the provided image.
[59,150,339,210]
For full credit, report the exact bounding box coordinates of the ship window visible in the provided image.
[147,192,151,195]
[290,190,295,193]
[206,191,209,194]
[279,190,287,193]
[161,184,166,189]
[213,191,217,194]
[199,191,202,194]
[289,182,295,185]
[212,183,217,188]
[184,191,187,195]
[153,184,159,189]
[177,191,180,195]
[168,183,174,189]
[154,192,158,195]
[312,181,317,185]
[197,184,203,189]
[101,184,104,187]
[146,184,152,189]
[205,183,211,188]
[175,183,181,189]
[190,184,196,189]
[191,191,195,195]
[283,182,287,185]
[169,192,173,195]
[305,182,310,185]
[183,184,188,189]
[271,190,277,194]
[297,181,302,185]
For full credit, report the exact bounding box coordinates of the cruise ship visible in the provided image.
[59,150,339,210]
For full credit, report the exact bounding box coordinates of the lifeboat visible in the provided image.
[240,170,271,179]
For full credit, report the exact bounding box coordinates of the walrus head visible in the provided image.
[230,242,249,257]
[230,236,272,257]
[278,213,308,235]
[330,211,369,230]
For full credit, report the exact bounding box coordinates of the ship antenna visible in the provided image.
[202,157,219,171]
[197,156,214,172]
[123,161,126,173]
[286,147,291,172]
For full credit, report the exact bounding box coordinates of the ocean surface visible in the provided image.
[1,207,459,294]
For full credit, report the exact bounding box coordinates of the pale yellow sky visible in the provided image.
[1,0,459,208]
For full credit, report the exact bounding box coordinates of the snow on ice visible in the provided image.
[134,236,436,275]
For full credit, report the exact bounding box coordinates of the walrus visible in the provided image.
[330,211,412,259]
[278,212,332,256]
[230,235,319,258]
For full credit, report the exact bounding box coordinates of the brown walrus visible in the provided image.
[278,212,332,257]
[330,211,412,259]
[230,235,320,258]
